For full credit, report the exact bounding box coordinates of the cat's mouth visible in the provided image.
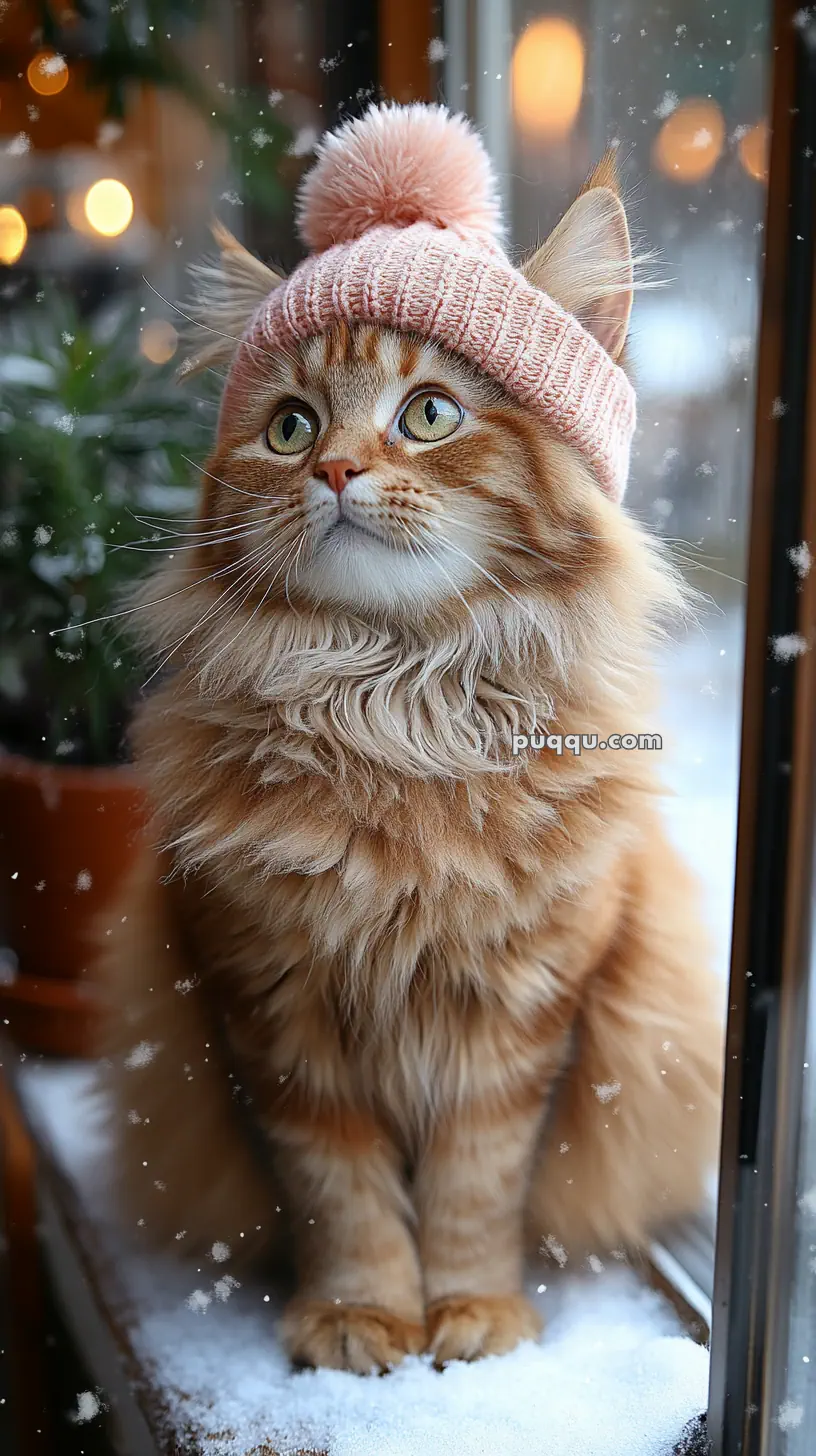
[323,517,416,554]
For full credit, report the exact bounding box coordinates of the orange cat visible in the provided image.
[99,107,723,1374]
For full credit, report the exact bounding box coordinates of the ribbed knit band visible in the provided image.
[222,221,637,503]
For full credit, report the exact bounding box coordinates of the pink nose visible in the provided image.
[314,457,361,497]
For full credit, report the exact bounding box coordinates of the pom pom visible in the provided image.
[296,102,504,252]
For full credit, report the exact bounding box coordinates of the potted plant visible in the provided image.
[0,293,204,1053]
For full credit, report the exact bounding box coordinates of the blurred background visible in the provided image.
[0,0,781,1450]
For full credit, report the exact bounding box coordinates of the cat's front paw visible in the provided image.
[426,1293,542,1365]
[281,1298,426,1374]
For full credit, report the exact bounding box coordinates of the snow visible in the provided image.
[17,1062,707,1456]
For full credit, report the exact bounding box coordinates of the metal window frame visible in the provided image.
[708,3,816,1453]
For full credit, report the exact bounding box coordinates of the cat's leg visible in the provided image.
[275,1103,425,1373]
[98,844,275,1262]
[527,822,724,1262]
[416,1097,545,1363]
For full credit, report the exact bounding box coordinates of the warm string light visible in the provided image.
[739,121,769,181]
[26,49,69,97]
[0,206,27,265]
[140,320,178,364]
[83,179,134,237]
[511,17,585,140]
[653,98,725,182]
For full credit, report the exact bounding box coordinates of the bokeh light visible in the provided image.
[653,99,725,183]
[83,179,134,238]
[0,206,27,265]
[511,17,585,140]
[26,50,69,97]
[140,320,178,365]
[739,121,769,182]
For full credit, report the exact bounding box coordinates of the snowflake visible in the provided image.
[72,1391,100,1424]
[218,190,243,206]
[186,1289,212,1314]
[777,1401,804,1431]
[427,38,449,63]
[210,1241,231,1263]
[654,91,678,120]
[250,127,273,150]
[53,413,75,435]
[771,397,789,419]
[75,869,92,892]
[174,977,197,995]
[793,7,814,30]
[588,1254,605,1273]
[695,461,715,476]
[214,1274,240,1302]
[287,126,319,158]
[799,1185,816,1214]
[788,542,812,579]
[126,1110,142,1124]
[592,1080,621,1103]
[124,1040,160,1070]
[541,1234,568,1266]
[33,524,53,546]
[267,89,283,107]
[319,54,340,74]
[770,633,808,662]
[41,52,67,76]
[691,128,714,149]
[6,132,31,156]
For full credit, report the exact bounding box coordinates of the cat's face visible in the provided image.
[201,320,603,620]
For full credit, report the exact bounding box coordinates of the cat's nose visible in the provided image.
[314,457,361,497]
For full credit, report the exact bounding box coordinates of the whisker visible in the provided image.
[141,277,285,372]
[183,455,280,503]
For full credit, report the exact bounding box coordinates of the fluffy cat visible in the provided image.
[99,129,723,1374]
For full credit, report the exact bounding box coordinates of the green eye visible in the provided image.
[399,392,462,443]
[266,403,320,455]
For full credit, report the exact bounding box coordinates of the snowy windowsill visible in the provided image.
[3,1059,712,1456]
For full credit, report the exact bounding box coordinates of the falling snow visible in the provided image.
[124,1041,161,1070]
[75,869,93,892]
[654,91,678,120]
[72,1391,100,1424]
[691,129,713,149]
[6,132,31,156]
[788,542,812,579]
[267,89,283,107]
[799,1185,816,1215]
[211,1241,231,1263]
[97,120,124,148]
[771,397,789,419]
[593,1081,622,1104]
[777,1400,804,1431]
[41,52,67,75]
[428,38,449,64]
[214,1275,240,1302]
[541,1234,569,1267]
[33,524,53,546]
[287,126,319,158]
[53,413,76,435]
[186,1289,212,1314]
[770,633,809,662]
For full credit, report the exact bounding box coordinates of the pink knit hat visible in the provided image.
[225,104,637,502]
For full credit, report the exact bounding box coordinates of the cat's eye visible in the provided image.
[398,392,462,443]
[266,402,320,455]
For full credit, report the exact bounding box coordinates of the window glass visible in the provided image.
[446,0,770,983]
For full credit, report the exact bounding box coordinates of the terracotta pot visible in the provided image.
[0,752,147,1054]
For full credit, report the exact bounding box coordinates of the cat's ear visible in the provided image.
[521,151,633,362]
[179,221,284,379]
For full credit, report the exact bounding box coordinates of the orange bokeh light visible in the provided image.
[653,98,725,183]
[26,49,69,97]
[511,17,585,140]
[739,121,769,182]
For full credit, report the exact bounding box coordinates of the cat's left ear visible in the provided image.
[179,221,284,378]
[521,151,633,363]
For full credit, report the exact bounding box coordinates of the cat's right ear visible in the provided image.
[178,221,284,379]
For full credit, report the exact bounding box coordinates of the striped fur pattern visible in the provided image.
[99,188,723,1374]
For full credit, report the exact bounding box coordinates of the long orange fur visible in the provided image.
[98,162,723,1373]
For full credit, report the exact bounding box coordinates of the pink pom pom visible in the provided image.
[296,102,504,252]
